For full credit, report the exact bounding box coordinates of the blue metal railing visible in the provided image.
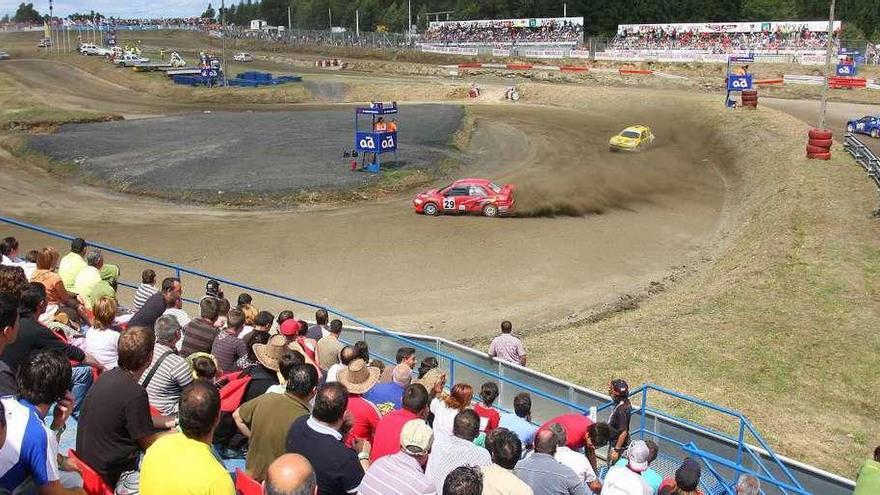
[0,215,853,494]
[598,384,808,495]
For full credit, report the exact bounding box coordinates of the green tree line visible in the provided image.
[216,0,878,39]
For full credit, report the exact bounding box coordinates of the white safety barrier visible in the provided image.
[783,74,824,85]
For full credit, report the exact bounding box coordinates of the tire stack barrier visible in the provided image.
[807,128,833,160]
[314,59,342,68]
[741,90,758,109]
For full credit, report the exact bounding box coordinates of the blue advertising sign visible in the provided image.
[836,64,857,77]
[727,74,753,91]
[201,68,219,78]
[355,132,398,154]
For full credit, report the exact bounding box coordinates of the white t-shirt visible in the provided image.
[325,363,344,383]
[430,398,461,440]
[84,327,120,370]
[555,446,598,484]
[600,465,652,495]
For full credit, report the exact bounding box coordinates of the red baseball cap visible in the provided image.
[279,319,301,336]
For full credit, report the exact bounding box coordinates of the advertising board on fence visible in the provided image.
[521,48,565,59]
[492,48,511,57]
[569,49,590,59]
[420,44,478,56]
[595,49,827,64]
[429,16,584,29]
[617,20,841,35]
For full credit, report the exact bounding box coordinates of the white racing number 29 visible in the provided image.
[443,198,456,209]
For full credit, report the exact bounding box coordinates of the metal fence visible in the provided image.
[0,215,857,494]
[844,132,880,214]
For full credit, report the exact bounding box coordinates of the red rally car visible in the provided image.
[413,178,515,217]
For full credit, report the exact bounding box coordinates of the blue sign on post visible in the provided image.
[355,131,397,154]
[727,74,753,92]
[201,68,219,78]
[836,64,857,77]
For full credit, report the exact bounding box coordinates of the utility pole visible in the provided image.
[356,9,359,38]
[408,0,412,36]
[287,6,291,32]
[49,0,53,53]
[818,0,835,130]
[328,8,332,31]
[564,3,567,18]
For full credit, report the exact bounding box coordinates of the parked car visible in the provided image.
[233,52,254,62]
[114,53,150,67]
[0,51,10,60]
[413,178,515,217]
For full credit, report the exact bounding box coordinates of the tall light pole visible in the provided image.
[818,0,835,130]
[408,0,412,36]
[221,0,227,87]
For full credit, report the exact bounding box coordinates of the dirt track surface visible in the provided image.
[28,105,462,193]
[0,56,730,338]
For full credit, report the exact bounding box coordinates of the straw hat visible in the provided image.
[337,359,380,395]
[254,334,289,372]
[414,368,446,395]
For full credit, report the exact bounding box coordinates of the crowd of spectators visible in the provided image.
[607,26,833,53]
[423,19,583,45]
[0,233,875,494]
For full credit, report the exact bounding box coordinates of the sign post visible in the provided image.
[354,102,399,174]
[725,55,754,107]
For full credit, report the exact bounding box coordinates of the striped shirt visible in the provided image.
[133,284,158,311]
[357,451,437,495]
[138,342,194,414]
[0,398,60,492]
[425,435,492,492]
[180,318,219,358]
[211,330,248,373]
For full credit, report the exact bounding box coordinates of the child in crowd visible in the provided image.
[132,269,157,312]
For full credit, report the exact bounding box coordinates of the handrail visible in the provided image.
[843,133,880,211]
[682,443,812,495]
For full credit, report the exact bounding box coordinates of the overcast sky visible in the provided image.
[1,0,209,18]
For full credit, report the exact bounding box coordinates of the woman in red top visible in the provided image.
[473,381,501,434]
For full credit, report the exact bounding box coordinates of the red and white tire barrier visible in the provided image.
[807,128,832,160]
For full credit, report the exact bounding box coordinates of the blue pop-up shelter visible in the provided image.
[354,102,398,173]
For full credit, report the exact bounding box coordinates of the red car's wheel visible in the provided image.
[482,204,498,217]
[423,203,439,216]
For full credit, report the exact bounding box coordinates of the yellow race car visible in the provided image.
[609,125,655,152]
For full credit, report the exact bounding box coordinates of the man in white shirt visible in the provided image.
[548,422,602,493]
[600,440,652,495]
[425,409,491,492]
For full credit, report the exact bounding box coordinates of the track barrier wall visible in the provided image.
[0,216,857,494]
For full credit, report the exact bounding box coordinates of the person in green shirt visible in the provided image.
[854,446,880,495]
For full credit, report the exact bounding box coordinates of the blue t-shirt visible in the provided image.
[614,458,663,493]
[0,397,59,492]
[363,382,405,410]
[498,412,538,449]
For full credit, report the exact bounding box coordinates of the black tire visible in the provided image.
[872,129,879,139]
[423,203,439,216]
[483,204,498,218]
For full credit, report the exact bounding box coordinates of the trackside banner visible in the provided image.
[429,17,584,29]
[617,20,841,35]
[420,44,478,56]
[492,48,511,57]
[521,48,565,59]
[595,49,826,64]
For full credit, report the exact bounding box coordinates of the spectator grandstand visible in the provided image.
[424,17,584,46]
[607,20,840,54]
